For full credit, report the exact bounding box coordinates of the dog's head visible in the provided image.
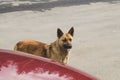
[57,27,74,51]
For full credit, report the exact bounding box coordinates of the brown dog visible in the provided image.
[14,27,74,64]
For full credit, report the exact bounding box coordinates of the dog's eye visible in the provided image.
[69,39,72,41]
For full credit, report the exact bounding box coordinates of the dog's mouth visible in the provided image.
[63,44,72,49]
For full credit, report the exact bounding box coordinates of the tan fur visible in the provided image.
[14,27,74,64]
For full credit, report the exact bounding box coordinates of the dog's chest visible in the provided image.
[49,47,69,63]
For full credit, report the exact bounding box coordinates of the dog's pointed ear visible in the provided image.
[57,28,63,38]
[68,27,74,36]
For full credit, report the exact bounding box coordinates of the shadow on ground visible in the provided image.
[0,0,119,13]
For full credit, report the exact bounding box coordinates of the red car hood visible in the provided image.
[0,49,98,80]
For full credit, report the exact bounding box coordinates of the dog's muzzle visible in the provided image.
[63,44,72,49]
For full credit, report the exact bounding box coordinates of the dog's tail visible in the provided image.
[14,44,17,51]
[14,41,21,51]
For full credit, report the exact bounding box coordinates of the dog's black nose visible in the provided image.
[63,44,72,49]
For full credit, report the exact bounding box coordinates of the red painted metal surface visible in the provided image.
[0,49,98,80]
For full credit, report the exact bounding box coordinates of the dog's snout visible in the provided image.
[68,45,72,49]
[63,44,72,49]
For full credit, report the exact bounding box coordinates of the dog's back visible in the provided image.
[14,40,48,57]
